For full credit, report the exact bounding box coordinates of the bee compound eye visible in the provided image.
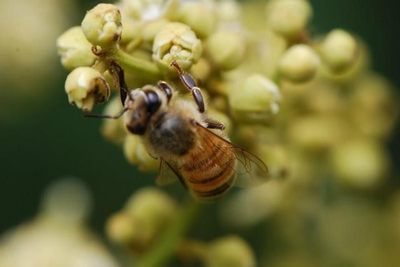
[145,90,161,114]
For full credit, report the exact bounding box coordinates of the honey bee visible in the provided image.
[87,61,268,199]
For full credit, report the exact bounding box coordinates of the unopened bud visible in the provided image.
[205,236,255,267]
[319,29,358,73]
[207,31,246,70]
[65,67,110,112]
[330,139,389,189]
[106,212,136,245]
[278,44,320,83]
[123,135,158,172]
[57,26,96,70]
[178,1,218,38]
[81,4,122,50]
[153,22,202,70]
[230,74,281,119]
[266,0,312,39]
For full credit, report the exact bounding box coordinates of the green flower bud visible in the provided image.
[206,31,246,70]
[278,44,320,83]
[319,29,358,73]
[106,212,136,245]
[65,67,110,112]
[217,0,241,22]
[152,22,202,70]
[288,115,349,150]
[101,96,126,145]
[178,0,218,38]
[330,139,389,189]
[230,74,281,120]
[81,4,122,50]
[123,188,177,246]
[205,236,255,267]
[123,135,158,172]
[56,26,96,70]
[266,0,312,39]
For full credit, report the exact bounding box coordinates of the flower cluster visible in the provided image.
[56,0,399,266]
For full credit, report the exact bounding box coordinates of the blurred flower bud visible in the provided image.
[123,135,159,172]
[81,4,122,50]
[178,0,218,38]
[65,67,110,112]
[217,0,241,22]
[101,96,127,145]
[57,26,96,70]
[330,139,389,189]
[259,144,290,179]
[190,58,212,81]
[106,212,136,245]
[123,188,177,247]
[152,22,202,70]
[278,44,320,83]
[266,0,312,40]
[230,74,281,120]
[205,236,255,267]
[206,31,246,70]
[288,115,350,150]
[319,29,358,73]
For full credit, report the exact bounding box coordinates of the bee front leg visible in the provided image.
[170,61,205,113]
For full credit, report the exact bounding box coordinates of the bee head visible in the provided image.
[124,87,162,135]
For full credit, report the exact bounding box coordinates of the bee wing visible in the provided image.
[155,159,187,188]
[196,123,269,188]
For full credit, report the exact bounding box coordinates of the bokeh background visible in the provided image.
[0,0,399,251]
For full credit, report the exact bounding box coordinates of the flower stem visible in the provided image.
[137,198,201,267]
[112,48,160,79]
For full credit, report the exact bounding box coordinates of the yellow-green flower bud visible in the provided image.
[330,139,389,189]
[152,22,202,70]
[81,4,122,50]
[278,44,320,83]
[123,135,158,172]
[57,26,96,70]
[106,212,136,245]
[319,29,358,73]
[178,0,217,38]
[230,74,281,119]
[206,31,246,70]
[266,0,312,39]
[205,236,255,267]
[65,67,110,112]
[123,187,177,246]
[217,0,241,22]
[101,97,126,145]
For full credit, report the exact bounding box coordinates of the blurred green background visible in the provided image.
[0,0,399,235]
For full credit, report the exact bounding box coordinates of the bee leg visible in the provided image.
[170,60,205,113]
[204,117,225,130]
[109,61,129,105]
[84,107,128,119]
[157,81,173,103]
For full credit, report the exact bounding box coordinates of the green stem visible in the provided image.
[137,198,200,267]
[112,48,160,79]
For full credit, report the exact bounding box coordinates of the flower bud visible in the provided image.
[229,74,281,120]
[123,135,158,172]
[123,188,177,246]
[65,67,110,112]
[319,29,358,73]
[278,44,320,83]
[330,139,389,189]
[266,0,312,39]
[206,31,246,70]
[81,4,122,50]
[101,97,126,145]
[106,212,136,245]
[205,236,255,267]
[178,0,217,38]
[57,26,96,70]
[153,22,202,70]
[217,0,241,22]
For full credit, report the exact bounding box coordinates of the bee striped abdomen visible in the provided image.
[180,134,237,199]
